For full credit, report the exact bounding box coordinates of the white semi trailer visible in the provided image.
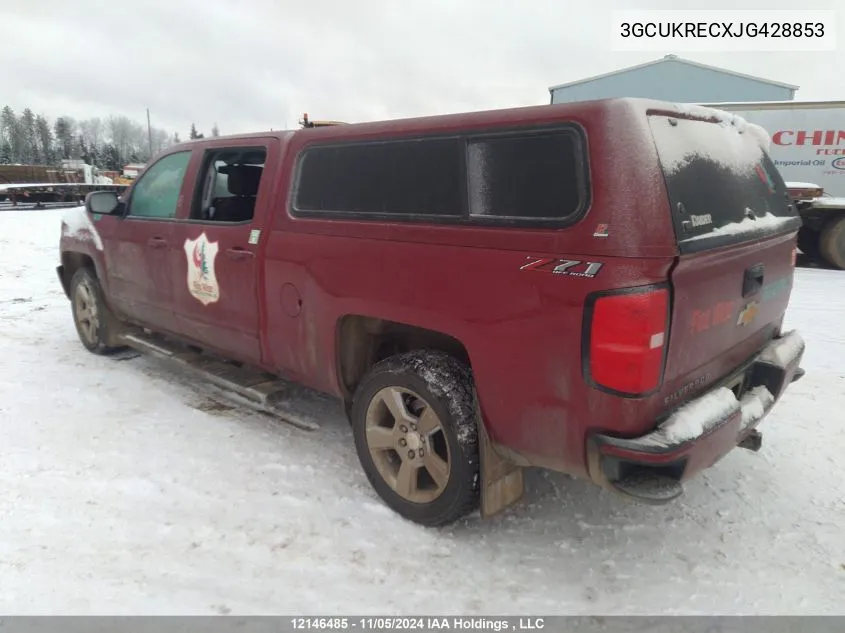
[700,100,845,269]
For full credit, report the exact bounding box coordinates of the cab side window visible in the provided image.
[128,151,192,219]
[192,147,266,223]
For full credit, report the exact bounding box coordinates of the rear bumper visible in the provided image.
[586,330,806,503]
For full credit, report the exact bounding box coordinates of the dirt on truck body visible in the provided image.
[57,97,806,527]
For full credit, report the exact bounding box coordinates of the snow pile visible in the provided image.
[685,210,798,242]
[806,196,845,209]
[654,388,740,445]
[746,123,771,152]
[785,182,822,190]
[61,205,103,250]
[0,182,62,192]
[740,386,775,428]
[654,105,766,178]
[646,383,778,446]
[412,351,478,450]
[0,208,844,615]
[672,103,740,125]
[673,103,769,149]
[757,330,805,369]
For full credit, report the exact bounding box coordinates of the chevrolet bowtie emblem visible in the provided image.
[737,301,759,327]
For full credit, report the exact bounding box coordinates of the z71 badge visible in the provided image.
[520,257,604,278]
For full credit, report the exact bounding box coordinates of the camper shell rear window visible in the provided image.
[649,113,802,254]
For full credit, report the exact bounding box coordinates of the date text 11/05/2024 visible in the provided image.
[291,617,546,631]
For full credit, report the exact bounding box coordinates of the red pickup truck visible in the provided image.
[57,98,806,527]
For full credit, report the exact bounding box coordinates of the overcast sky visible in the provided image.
[1,0,842,137]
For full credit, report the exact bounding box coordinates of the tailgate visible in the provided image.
[649,110,802,401]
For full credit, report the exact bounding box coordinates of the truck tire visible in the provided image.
[350,350,480,527]
[820,216,845,270]
[797,227,821,261]
[69,267,124,355]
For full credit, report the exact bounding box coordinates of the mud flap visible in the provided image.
[101,305,131,349]
[475,389,524,519]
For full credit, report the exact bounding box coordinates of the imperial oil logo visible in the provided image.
[832,157,845,170]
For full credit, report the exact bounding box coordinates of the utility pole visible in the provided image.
[146,108,153,158]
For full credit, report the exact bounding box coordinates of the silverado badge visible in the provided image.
[184,233,220,306]
[737,301,759,327]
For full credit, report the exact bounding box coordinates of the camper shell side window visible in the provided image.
[290,124,590,228]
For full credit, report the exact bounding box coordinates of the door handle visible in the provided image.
[147,237,167,249]
[742,263,765,298]
[226,247,254,261]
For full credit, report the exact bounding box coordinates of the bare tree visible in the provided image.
[1,104,182,167]
[151,128,170,156]
[79,118,104,151]
[107,115,136,163]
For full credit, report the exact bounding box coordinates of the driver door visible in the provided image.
[103,150,194,334]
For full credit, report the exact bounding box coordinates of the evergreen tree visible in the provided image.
[87,143,100,169]
[173,132,181,144]
[78,139,90,165]
[200,243,209,276]
[20,108,38,164]
[35,115,54,165]
[1,106,23,163]
[189,123,204,140]
[78,118,103,165]
[102,144,121,171]
[0,105,186,166]
[0,140,11,164]
[54,117,75,159]
[211,123,220,137]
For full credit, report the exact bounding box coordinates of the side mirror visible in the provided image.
[85,191,121,215]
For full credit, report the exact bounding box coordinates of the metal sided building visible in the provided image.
[549,54,798,104]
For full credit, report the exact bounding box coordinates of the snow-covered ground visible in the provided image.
[1,208,843,615]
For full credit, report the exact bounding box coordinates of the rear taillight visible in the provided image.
[584,285,670,396]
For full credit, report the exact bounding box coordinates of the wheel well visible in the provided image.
[336,316,470,400]
[60,251,96,294]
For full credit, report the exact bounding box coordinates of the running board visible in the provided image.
[119,332,323,431]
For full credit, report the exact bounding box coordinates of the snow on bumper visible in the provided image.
[587,330,806,502]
